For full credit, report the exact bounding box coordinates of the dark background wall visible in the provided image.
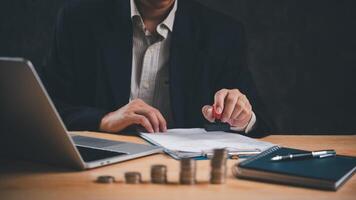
[0,0,355,134]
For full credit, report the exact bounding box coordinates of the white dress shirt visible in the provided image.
[129,0,256,133]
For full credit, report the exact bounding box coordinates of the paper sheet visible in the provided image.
[140,128,275,153]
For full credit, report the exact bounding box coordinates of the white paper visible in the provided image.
[140,128,275,153]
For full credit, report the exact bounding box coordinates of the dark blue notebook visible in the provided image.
[235,146,356,190]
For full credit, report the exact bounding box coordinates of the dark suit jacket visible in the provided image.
[43,0,272,136]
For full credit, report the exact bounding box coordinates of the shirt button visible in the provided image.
[143,82,149,89]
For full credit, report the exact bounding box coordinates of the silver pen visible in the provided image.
[205,150,261,159]
[271,150,336,161]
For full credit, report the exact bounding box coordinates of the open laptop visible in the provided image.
[0,57,162,170]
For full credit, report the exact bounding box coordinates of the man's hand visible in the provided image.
[100,99,167,133]
[202,89,253,129]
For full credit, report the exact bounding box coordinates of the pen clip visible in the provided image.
[318,153,335,158]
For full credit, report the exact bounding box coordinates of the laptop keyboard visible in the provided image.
[76,146,126,162]
[71,135,125,148]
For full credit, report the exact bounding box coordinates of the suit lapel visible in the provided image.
[99,0,133,107]
[169,1,200,127]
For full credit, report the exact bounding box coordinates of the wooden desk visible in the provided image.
[0,132,355,200]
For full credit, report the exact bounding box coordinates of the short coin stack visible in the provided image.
[151,165,167,184]
[125,172,142,184]
[96,175,116,184]
[179,158,196,185]
[210,148,228,184]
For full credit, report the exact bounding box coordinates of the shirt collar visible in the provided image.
[130,0,141,19]
[130,0,177,32]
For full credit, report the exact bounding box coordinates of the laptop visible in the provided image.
[0,57,162,170]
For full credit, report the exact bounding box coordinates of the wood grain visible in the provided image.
[0,132,355,200]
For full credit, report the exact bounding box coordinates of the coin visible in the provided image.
[180,158,196,185]
[210,148,228,184]
[96,175,116,184]
[125,172,142,184]
[151,165,167,184]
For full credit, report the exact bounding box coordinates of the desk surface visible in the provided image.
[0,132,355,200]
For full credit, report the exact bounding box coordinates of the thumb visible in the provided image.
[202,105,215,122]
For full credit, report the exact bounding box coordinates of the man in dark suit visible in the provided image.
[44,0,270,136]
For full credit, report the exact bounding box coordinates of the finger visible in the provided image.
[133,101,166,132]
[131,114,154,133]
[134,101,161,132]
[221,92,239,122]
[202,105,215,122]
[231,97,245,120]
[232,94,252,119]
[152,108,167,132]
[229,108,252,127]
[242,95,252,111]
[214,89,228,115]
[137,109,160,133]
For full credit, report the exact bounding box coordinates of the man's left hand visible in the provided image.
[202,89,253,129]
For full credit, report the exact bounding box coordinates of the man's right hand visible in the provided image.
[99,99,167,133]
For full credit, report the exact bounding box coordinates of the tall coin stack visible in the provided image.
[210,148,228,184]
[179,158,196,185]
[151,165,167,184]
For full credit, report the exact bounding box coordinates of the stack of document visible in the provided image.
[140,128,276,159]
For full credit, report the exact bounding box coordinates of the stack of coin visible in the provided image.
[210,148,228,184]
[151,165,167,184]
[125,172,142,184]
[179,158,196,185]
[96,175,116,184]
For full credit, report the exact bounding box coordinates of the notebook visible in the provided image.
[234,146,356,190]
[139,128,276,159]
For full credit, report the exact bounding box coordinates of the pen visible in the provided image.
[270,150,336,161]
[205,150,261,159]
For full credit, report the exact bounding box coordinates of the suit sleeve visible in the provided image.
[42,4,108,131]
[215,22,274,137]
